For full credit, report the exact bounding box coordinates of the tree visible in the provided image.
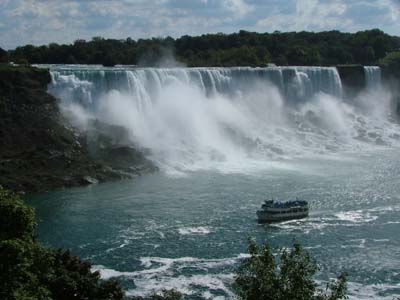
[287,46,308,65]
[0,47,7,63]
[234,240,347,300]
[103,54,117,67]
[304,48,322,66]
[380,50,400,98]
[66,54,78,64]
[381,51,400,73]
[359,46,375,64]
[0,188,36,241]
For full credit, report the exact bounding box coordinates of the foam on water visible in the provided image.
[125,273,235,298]
[92,254,249,298]
[347,281,400,300]
[334,211,378,223]
[178,226,212,235]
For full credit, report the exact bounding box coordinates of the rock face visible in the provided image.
[381,66,400,116]
[336,65,366,98]
[0,65,155,193]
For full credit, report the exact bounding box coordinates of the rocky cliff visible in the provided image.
[381,66,400,116]
[336,65,366,98]
[0,65,155,193]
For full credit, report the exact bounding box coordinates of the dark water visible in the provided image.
[28,151,400,299]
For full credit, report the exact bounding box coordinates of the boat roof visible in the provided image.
[263,199,308,208]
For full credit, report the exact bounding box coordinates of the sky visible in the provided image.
[1,0,399,49]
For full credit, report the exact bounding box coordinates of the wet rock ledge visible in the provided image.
[0,65,156,194]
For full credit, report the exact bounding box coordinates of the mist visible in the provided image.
[48,66,400,174]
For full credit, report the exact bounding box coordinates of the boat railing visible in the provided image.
[263,200,308,209]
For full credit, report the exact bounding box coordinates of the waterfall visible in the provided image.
[49,66,343,107]
[364,66,382,90]
[45,65,398,174]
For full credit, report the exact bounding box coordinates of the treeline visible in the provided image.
[381,51,400,77]
[3,29,400,67]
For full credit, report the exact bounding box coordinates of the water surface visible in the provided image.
[29,150,400,299]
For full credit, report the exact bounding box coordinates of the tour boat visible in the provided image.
[257,199,309,223]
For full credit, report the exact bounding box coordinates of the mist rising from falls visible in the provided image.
[48,65,399,174]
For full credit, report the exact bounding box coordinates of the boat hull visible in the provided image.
[257,211,309,223]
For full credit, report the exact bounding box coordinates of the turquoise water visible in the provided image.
[28,150,400,299]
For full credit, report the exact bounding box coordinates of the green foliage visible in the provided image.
[380,51,400,79]
[8,29,400,67]
[381,51,400,69]
[0,187,124,300]
[0,47,8,63]
[234,240,348,300]
[0,188,36,240]
[43,249,124,300]
[0,239,52,300]
[15,58,29,66]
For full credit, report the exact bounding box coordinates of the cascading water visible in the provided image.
[364,66,382,90]
[47,65,398,174]
[49,66,343,105]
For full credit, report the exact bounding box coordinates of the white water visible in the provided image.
[364,66,382,91]
[47,65,399,174]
